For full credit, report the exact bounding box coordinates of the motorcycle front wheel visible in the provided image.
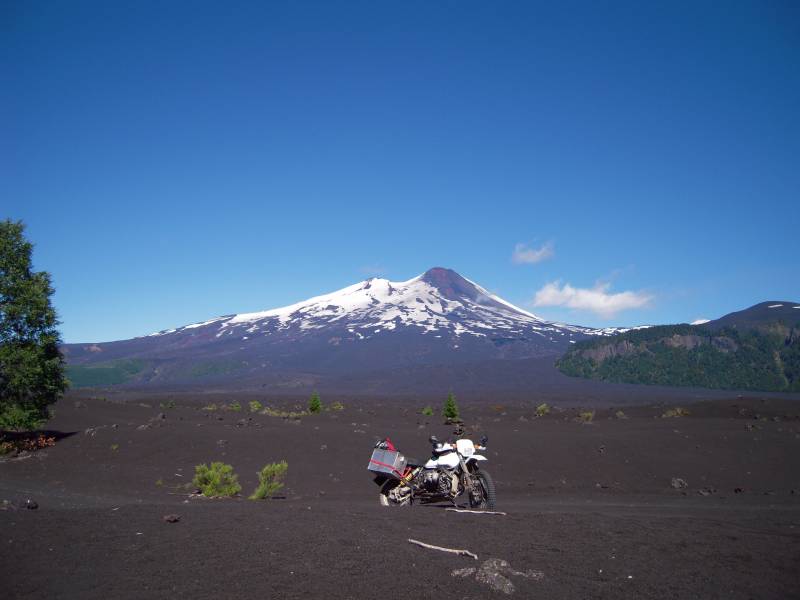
[469,469,497,510]
[378,479,412,507]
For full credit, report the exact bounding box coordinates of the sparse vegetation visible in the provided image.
[421,406,434,416]
[192,462,242,497]
[202,403,218,411]
[155,478,163,487]
[308,392,322,414]
[110,444,119,451]
[442,392,460,421]
[262,407,308,419]
[160,400,176,409]
[249,400,263,413]
[228,401,242,412]
[329,401,344,411]
[615,410,628,420]
[576,410,595,423]
[535,403,550,417]
[662,407,690,418]
[249,460,288,500]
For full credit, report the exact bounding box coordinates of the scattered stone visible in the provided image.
[136,424,150,431]
[671,478,688,490]
[74,400,86,408]
[111,424,118,429]
[156,413,166,420]
[163,514,181,523]
[698,487,717,496]
[23,499,38,510]
[217,439,227,447]
[320,444,327,451]
[734,487,744,494]
[451,567,476,578]
[517,416,528,423]
[597,445,606,454]
[474,558,544,595]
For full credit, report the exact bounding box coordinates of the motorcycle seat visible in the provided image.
[406,457,423,467]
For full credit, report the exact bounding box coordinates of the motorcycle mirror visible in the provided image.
[480,435,488,446]
[429,435,439,445]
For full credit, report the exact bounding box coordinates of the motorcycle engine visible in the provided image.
[422,469,453,495]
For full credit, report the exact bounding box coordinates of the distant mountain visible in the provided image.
[557,301,800,392]
[63,267,624,390]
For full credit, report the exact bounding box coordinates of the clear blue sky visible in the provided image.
[3,1,799,343]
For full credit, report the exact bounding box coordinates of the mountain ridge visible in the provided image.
[63,267,624,389]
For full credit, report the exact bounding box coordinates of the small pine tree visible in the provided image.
[192,462,241,497]
[308,391,322,414]
[442,392,460,421]
[249,460,288,500]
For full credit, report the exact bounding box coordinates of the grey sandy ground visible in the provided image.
[2,393,800,598]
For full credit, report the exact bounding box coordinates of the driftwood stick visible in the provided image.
[445,508,507,516]
[408,538,478,560]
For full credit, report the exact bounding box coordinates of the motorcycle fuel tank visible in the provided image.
[424,451,459,470]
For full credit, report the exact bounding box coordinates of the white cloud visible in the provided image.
[690,318,710,325]
[512,241,554,265]
[533,280,653,318]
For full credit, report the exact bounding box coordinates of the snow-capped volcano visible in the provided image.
[63,267,616,390]
[148,267,590,343]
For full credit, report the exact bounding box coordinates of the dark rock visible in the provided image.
[163,514,181,523]
[24,499,38,510]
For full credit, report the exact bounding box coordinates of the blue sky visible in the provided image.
[3,1,799,343]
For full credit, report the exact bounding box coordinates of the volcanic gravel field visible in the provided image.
[2,390,800,599]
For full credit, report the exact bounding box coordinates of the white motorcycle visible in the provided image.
[368,435,496,509]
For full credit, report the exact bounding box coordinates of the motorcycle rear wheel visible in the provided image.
[469,469,497,510]
[378,479,412,507]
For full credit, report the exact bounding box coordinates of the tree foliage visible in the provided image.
[0,220,67,430]
[557,323,800,392]
[308,391,322,413]
[442,392,460,421]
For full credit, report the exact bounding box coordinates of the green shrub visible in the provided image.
[160,400,176,409]
[262,407,308,418]
[421,406,434,417]
[202,403,218,411]
[576,410,595,423]
[442,392,460,421]
[662,407,690,418]
[193,462,241,497]
[228,401,242,412]
[308,392,322,414]
[535,403,550,417]
[110,444,119,451]
[249,461,288,500]
[615,410,628,419]
[329,401,344,411]
[249,400,263,413]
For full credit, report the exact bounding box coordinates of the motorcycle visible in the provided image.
[367,435,496,509]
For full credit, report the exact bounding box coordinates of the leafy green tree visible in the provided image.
[0,220,67,430]
[442,392,459,421]
[308,391,322,413]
